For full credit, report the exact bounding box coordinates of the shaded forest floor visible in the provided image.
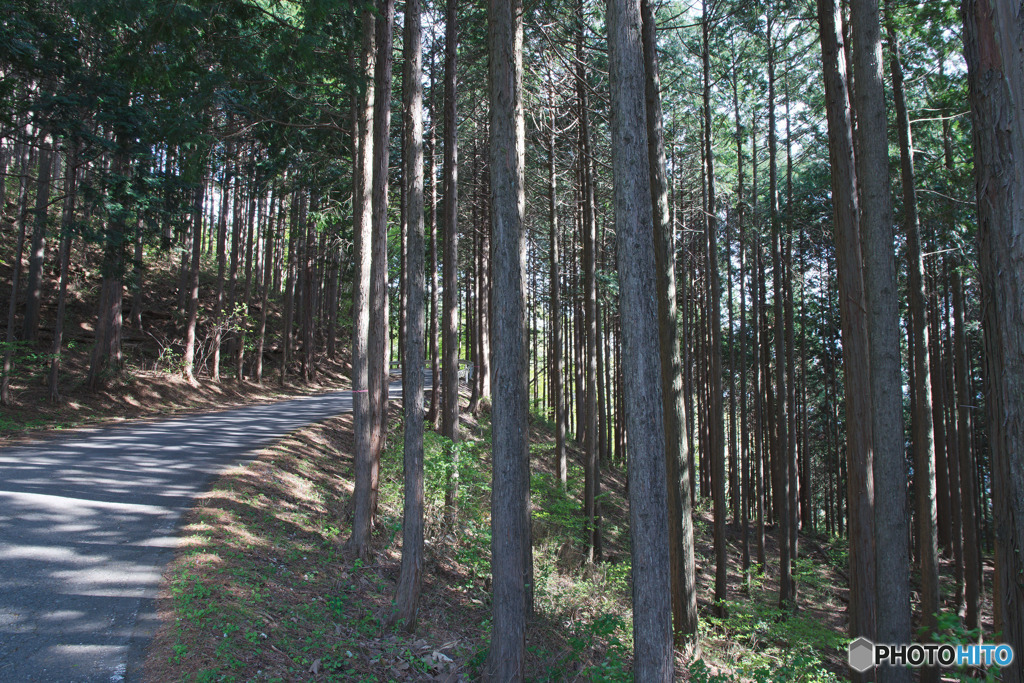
[1,229,351,442]
[142,394,891,683]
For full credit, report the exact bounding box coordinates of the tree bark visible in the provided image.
[22,141,53,342]
[547,77,566,487]
[441,0,461,447]
[885,19,939,670]
[607,0,673,677]
[953,268,981,633]
[642,0,697,646]
[485,0,532,677]
[703,0,728,616]
[427,62,441,426]
[766,11,792,609]
[816,0,879,655]
[48,144,78,401]
[577,6,601,564]
[849,0,913,678]
[347,11,375,551]
[1,141,33,405]
[390,0,425,630]
[183,166,206,385]
[962,1,1024,676]
[441,0,461,527]
[348,1,391,559]
[368,0,395,533]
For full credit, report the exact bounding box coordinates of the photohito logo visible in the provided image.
[848,638,1015,672]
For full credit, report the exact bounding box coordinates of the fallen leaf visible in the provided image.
[309,658,321,674]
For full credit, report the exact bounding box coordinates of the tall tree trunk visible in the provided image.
[783,77,799,585]
[427,63,441,426]
[577,7,601,564]
[548,78,566,487]
[88,143,129,390]
[48,144,78,401]
[702,0,729,616]
[607,0,673,677]
[849,0,913,679]
[441,0,461,523]
[767,11,792,609]
[731,52,751,588]
[212,158,232,381]
[23,141,53,342]
[642,0,697,646]
[752,121,767,568]
[238,180,259,382]
[486,0,532,677]
[255,186,275,384]
[817,0,879,656]
[183,169,206,384]
[885,18,939,668]
[280,196,298,385]
[963,2,1024,676]
[477,168,492,408]
[368,0,395,530]
[1,141,33,405]
[953,268,981,632]
[391,0,425,630]
[346,11,375,555]
[350,0,394,558]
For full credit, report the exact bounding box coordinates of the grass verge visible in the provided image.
[145,400,861,682]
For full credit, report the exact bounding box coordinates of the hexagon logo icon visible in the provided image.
[848,637,875,673]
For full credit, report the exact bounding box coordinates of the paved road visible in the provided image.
[0,382,404,682]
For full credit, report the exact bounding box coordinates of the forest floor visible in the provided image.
[1,226,352,443]
[141,394,879,683]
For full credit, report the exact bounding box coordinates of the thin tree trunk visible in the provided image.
[441,0,461,523]
[766,11,792,609]
[731,52,751,588]
[702,0,729,616]
[183,168,206,384]
[547,78,566,487]
[346,11,375,556]
[427,62,441,426]
[884,19,939,669]
[212,157,231,381]
[1,141,33,405]
[390,0,425,630]
[23,142,53,342]
[48,144,78,401]
[255,187,276,384]
[953,268,981,633]
[577,8,600,564]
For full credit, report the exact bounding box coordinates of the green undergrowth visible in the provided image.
[149,403,866,682]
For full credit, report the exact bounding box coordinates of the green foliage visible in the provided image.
[924,611,1000,682]
[702,592,845,682]
[531,469,584,546]
[689,654,841,683]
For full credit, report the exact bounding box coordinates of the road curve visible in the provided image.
[0,382,403,682]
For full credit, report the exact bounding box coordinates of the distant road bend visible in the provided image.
[0,382,404,682]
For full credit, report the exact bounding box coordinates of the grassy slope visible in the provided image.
[144,396,864,683]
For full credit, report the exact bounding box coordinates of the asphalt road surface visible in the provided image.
[0,381,403,682]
